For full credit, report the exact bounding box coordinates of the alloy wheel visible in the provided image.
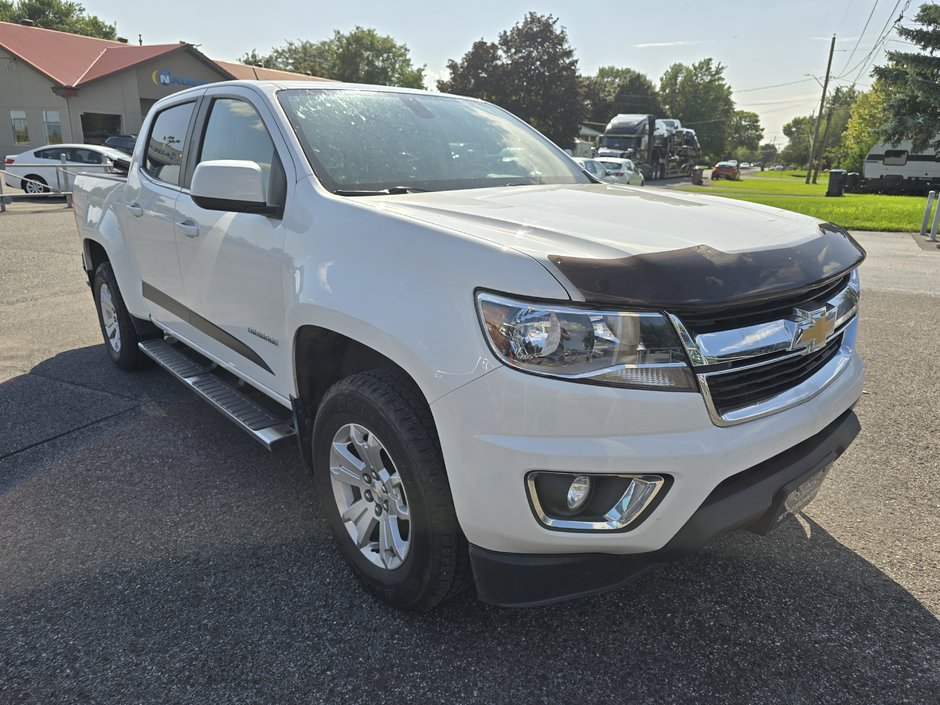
[99,282,121,352]
[329,423,411,570]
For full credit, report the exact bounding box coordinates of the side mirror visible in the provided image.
[191,160,273,214]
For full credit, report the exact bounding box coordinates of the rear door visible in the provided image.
[172,86,294,398]
[123,98,200,330]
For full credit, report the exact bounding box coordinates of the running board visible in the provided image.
[138,338,295,451]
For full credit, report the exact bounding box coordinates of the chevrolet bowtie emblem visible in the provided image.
[792,306,836,352]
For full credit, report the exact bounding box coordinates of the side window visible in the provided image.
[198,98,285,207]
[883,149,908,166]
[144,101,195,185]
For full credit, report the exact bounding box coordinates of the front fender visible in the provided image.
[283,187,571,404]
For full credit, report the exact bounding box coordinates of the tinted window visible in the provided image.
[144,102,195,185]
[198,98,283,205]
[35,148,66,160]
[883,150,907,166]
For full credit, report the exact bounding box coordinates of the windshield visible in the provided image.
[278,89,588,194]
[598,136,639,151]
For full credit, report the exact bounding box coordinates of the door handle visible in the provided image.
[125,203,144,217]
[177,221,200,238]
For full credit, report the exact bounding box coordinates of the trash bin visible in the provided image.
[845,172,860,192]
[691,167,704,186]
[827,169,847,197]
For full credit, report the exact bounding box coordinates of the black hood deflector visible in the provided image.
[548,223,865,310]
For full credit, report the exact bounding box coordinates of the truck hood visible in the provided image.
[373,183,865,307]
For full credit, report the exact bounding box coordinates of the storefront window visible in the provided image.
[43,110,62,144]
[80,112,123,145]
[10,110,29,145]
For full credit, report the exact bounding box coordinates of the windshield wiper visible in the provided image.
[334,186,430,196]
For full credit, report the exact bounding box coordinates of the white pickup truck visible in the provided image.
[73,81,864,610]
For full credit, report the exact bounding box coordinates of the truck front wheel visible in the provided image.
[313,369,470,611]
[92,262,152,370]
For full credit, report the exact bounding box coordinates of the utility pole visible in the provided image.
[812,106,836,184]
[806,34,836,184]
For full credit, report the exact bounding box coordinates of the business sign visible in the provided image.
[151,70,209,88]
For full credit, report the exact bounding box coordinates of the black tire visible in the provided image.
[23,175,48,194]
[313,369,470,611]
[92,262,152,370]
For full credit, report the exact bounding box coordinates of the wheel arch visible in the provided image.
[291,324,433,472]
[82,238,110,285]
[293,324,429,417]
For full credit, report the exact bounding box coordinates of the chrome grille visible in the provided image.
[704,334,843,416]
[674,273,850,335]
[670,268,860,426]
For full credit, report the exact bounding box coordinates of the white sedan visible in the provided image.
[3,144,126,194]
[595,157,645,186]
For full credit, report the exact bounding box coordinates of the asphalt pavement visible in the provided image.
[1,204,938,704]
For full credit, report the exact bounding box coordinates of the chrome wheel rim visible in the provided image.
[329,423,411,570]
[24,180,43,194]
[99,283,121,352]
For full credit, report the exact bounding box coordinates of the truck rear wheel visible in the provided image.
[92,262,152,370]
[313,369,470,611]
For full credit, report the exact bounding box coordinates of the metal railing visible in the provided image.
[922,191,939,242]
[1,154,118,212]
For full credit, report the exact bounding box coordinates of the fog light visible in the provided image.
[566,475,592,510]
[526,472,669,531]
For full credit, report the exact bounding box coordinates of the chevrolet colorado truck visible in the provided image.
[73,81,864,610]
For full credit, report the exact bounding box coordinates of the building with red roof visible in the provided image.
[0,20,326,158]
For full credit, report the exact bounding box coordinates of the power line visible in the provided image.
[734,77,817,93]
[839,0,880,74]
[837,0,856,34]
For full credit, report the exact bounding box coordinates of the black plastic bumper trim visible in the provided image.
[469,408,861,607]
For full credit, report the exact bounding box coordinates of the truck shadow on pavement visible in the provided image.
[1,346,938,704]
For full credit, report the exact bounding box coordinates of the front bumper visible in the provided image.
[430,349,864,555]
[470,408,860,606]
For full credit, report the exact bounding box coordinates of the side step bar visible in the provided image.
[138,338,295,451]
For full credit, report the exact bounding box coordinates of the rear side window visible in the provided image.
[144,102,195,185]
[883,149,908,166]
[197,98,285,207]
[35,148,67,160]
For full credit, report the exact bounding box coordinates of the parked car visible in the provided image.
[4,143,126,193]
[104,135,137,155]
[711,161,741,181]
[572,157,611,181]
[740,162,752,169]
[595,157,645,186]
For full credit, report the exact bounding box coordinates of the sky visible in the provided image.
[86,0,929,147]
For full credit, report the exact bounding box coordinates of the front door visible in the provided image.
[172,89,293,399]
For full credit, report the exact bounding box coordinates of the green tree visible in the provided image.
[581,66,661,124]
[727,110,763,152]
[818,85,859,166]
[838,80,889,172]
[659,59,735,160]
[243,27,425,88]
[438,13,582,147]
[872,3,940,152]
[759,142,778,165]
[780,114,815,166]
[0,0,116,39]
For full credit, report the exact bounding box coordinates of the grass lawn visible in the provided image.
[679,170,925,231]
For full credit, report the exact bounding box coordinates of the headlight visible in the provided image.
[476,292,696,391]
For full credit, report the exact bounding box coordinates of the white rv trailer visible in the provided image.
[861,139,940,195]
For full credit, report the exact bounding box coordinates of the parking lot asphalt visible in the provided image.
[1,205,938,704]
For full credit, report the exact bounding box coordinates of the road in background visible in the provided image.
[1,208,938,704]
